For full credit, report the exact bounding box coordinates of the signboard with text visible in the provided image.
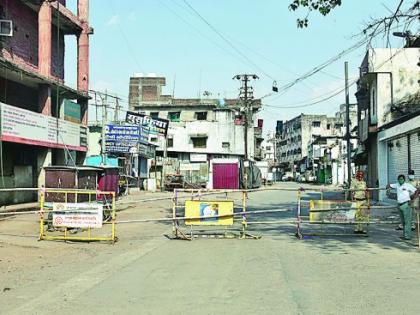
[105,124,141,153]
[52,203,103,229]
[126,111,169,137]
[0,102,86,151]
[185,200,234,226]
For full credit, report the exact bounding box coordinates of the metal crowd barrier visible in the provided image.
[0,186,418,248]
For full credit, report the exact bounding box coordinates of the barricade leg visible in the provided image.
[417,210,419,249]
[296,189,303,239]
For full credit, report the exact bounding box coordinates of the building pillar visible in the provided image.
[77,0,89,93]
[79,99,88,125]
[38,1,52,77]
[38,84,52,115]
[37,148,52,192]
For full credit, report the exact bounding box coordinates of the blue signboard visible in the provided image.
[105,124,141,153]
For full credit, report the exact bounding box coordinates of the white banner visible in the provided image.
[0,102,84,150]
[190,153,207,162]
[52,203,103,228]
[179,163,201,171]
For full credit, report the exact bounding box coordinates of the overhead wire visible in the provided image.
[263,46,406,110]
[263,80,357,109]
[181,0,278,81]
[108,0,145,73]
[158,0,256,70]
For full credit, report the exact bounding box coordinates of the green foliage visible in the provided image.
[289,0,343,28]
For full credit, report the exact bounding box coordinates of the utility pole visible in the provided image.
[345,62,352,188]
[233,74,259,188]
[101,90,108,165]
[114,96,121,122]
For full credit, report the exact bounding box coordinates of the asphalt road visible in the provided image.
[1,183,420,315]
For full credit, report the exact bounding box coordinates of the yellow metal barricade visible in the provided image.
[171,189,259,240]
[299,199,371,237]
[39,189,117,243]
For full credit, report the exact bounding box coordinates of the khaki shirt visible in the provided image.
[408,179,420,189]
[408,179,420,207]
[351,179,367,200]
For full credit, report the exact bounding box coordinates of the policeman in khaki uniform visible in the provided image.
[350,171,368,234]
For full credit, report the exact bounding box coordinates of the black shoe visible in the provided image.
[399,236,412,241]
[354,230,367,234]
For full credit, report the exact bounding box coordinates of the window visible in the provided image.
[0,20,13,37]
[150,137,158,143]
[168,112,181,122]
[192,137,207,148]
[167,138,173,148]
[150,112,159,119]
[195,112,208,121]
[334,123,344,129]
[327,124,331,130]
[222,142,230,149]
[266,146,272,151]
[371,88,376,116]
[312,121,321,127]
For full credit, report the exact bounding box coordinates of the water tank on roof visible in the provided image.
[217,99,225,107]
[147,73,157,77]
[133,73,143,78]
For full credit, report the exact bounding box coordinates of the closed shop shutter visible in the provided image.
[410,132,420,177]
[387,136,408,183]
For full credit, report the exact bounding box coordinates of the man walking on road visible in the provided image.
[387,174,419,241]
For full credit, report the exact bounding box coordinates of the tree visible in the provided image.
[289,0,419,34]
[288,0,342,28]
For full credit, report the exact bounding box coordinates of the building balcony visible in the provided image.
[22,0,88,35]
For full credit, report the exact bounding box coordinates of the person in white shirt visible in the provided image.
[387,174,419,240]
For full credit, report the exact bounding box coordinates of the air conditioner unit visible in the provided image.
[0,20,13,37]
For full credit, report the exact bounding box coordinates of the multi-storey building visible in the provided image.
[128,74,262,189]
[277,114,344,176]
[355,47,419,200]
[0,0,91,204]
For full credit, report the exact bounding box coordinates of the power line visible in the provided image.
[181,0,278,81]
[109,0,145,73]
[263,80,357,109]
[158,0,256,70]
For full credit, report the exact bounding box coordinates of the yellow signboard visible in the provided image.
[185,200,234,226]
[309,200,358,223]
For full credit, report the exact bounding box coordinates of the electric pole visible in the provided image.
[345,62,352,188]
[101,90,108,165]
[233,74,259,188]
